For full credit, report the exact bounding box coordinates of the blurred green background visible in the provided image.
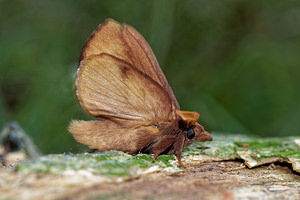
[1,0,299,154]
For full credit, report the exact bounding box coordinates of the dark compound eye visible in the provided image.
[187,128,195,139]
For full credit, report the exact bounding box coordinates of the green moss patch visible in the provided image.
[18,133,300,176]
[183,133,300,172]
[17,151,176,176]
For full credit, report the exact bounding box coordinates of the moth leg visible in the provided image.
[150,136,176,163]
[176,153,184,168]
[173,134,186,168]
[152,152,161,163]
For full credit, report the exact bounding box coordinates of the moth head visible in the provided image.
[176,110,198,139]
[194,123,212,142]
[176,110,212,141]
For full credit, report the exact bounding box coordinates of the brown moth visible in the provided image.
[69,18,212,167]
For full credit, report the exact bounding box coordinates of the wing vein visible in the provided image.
[99,62,144,112]
[85,70,125,99]
[87,64,140,113]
